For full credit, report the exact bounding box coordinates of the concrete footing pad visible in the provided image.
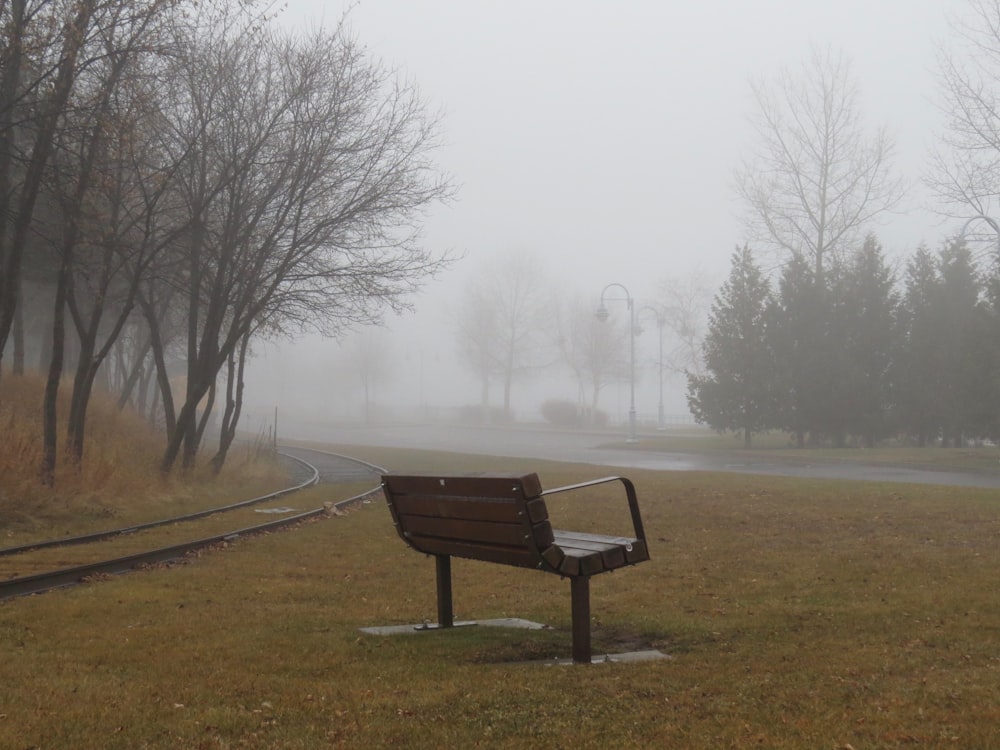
[534,649,671,666]
[359,617,551,635]
[359,619,670,665]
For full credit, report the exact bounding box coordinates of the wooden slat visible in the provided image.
[558,547,603,576]
[382,473,543,500]
[556,553,580,577]
[554,530,649,565]
[400,514,528,547]
[554,534,625,565]
[525,498,549,524]
[408,535,542,569]
[541,544,565,571]
[554,530,631,544]
[391,495,523,524]
[530,520,555,548]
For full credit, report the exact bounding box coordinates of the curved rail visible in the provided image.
[0,447,386,601]
[279,444,387,479]
[0,452,319,558]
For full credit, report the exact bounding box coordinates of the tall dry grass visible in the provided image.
[0,372,285,537]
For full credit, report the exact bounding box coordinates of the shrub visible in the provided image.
[540,399,581,427]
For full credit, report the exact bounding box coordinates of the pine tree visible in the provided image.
[895,247,944,446]
[687,246,777,448]
[831,235,899,447]
[768,256,830,447]
[936,240,991,445]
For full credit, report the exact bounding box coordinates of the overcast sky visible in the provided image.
[247,0,972,427]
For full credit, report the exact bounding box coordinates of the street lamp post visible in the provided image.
[640,306,666,431]
[596,283,637,443]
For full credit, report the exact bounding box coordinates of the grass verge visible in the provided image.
[612,430,1000,474]
[0,373,289,545]
[3,445,1000,748]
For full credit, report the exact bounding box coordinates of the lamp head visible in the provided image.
[595,304,609,322]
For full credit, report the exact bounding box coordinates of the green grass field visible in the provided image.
[3,443,1000,748]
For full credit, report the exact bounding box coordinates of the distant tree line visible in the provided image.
[688,4,1000,450]
[688,237,1000,449]
[0,0,450,483]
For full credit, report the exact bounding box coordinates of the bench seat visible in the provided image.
[546,530,649,576]
[380,471,650,663]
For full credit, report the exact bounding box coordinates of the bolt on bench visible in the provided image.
[380,472,650,663]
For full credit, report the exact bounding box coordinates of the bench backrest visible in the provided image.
[381,473,554,570]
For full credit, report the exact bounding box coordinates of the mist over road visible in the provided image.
[284,422,1000,489]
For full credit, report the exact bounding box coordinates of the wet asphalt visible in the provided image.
[282,422,1000,489]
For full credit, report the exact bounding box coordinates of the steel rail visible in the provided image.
[0,447,386,601]
[0,452,319,558]
[277,444,388,478]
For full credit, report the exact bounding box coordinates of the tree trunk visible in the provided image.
[147,376,160,425]
[136,361,151,417]
[480,372,489,425]
[0,0,26,382]
[140,293,176,437]
[161,396,202,473]
[502,375,512,423]
[12,277,24,375]
[66,338,97,462]
[212,333,250,474]
[191,378,216,462]
[116,337,152,410]
[41,257,71,486]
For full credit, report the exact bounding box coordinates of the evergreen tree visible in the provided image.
[979,257,1000,440]
[687,246,777,448]
[936,239,992,445]
[895,247,946,445]
[768,256,831,446]
[830,235,899,447]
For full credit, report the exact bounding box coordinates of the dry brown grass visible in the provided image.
[3,443,1000,748]
[0,373,288,543]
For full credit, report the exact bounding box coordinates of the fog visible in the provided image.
[244,0,967,434]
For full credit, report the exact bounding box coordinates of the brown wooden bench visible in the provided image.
[380,472,650,663]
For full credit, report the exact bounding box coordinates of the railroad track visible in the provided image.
[0,446,385,601]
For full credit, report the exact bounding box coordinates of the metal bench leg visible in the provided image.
[435,555,454,628]
[570,576,591,663]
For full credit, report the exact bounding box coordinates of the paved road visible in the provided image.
[284,422,1000,489]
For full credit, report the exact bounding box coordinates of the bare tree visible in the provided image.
[0,0,108,375]
[346,329,392,425]
[40,0,172,479]
[454,251,553,422]
[209,327,251,473]
[455,285,496,422]
[736,45,904,282]
[149,11,450,472]
[654,270,714,380]
[555,295,628,424]
[929,0,1000,235]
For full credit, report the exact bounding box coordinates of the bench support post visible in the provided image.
[435,554,454,628]
[570,576,591,663]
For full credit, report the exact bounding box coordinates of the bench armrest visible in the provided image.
[540,476,646,543]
